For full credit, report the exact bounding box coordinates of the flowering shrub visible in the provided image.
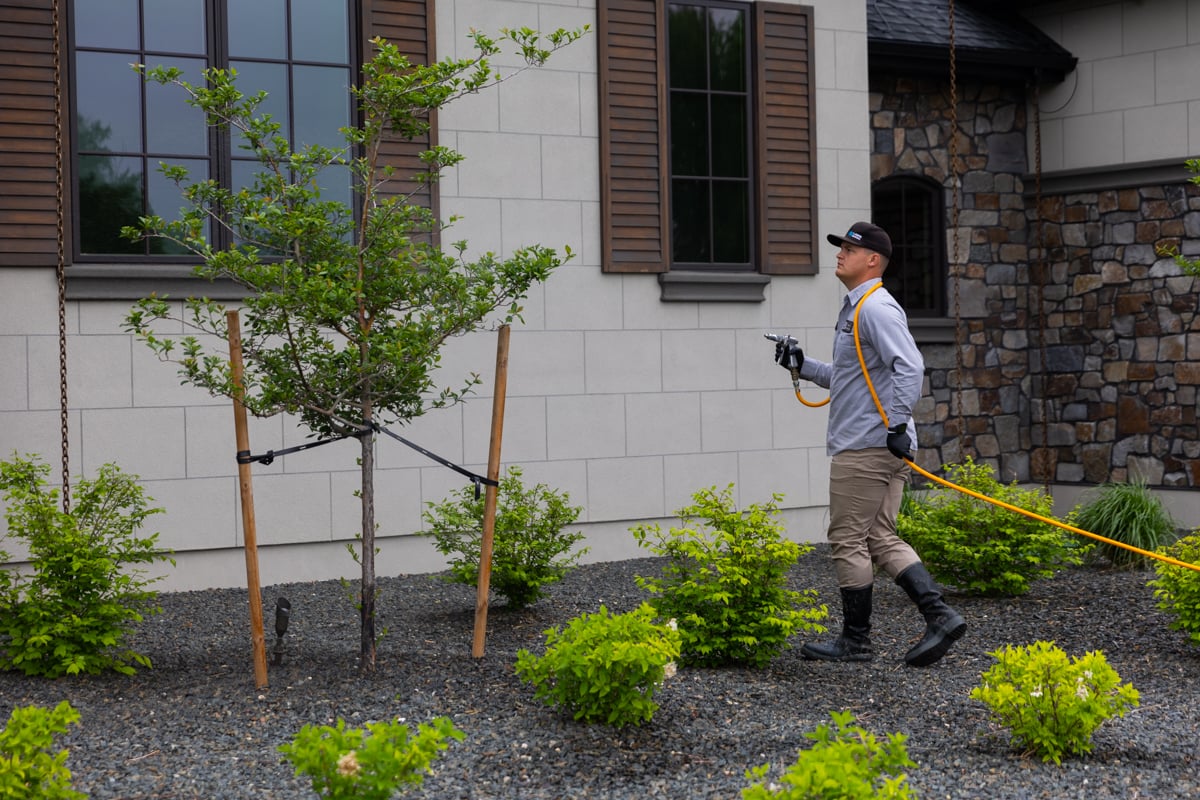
[514,602,681,727]
[422,466,586,608]
[0,701,84,800]
[898,457,1088,596]
[278,716,463,800]
[632,485,826,668]
[969,641,1139,764]
[742,710,917,799]
[1148,530,1200,647]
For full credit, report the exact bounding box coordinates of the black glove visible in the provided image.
[774,338,804,373]
[887,423,911,461]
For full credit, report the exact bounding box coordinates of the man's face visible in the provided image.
[834,242,882,289]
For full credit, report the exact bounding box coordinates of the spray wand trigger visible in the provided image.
[763,331,801,381]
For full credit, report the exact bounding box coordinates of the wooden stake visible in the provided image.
[472,324,510,658]
[227,310,269,689]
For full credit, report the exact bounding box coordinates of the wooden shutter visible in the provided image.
[756,3,818,275]
[0,0,62,267]
[367,0,438,226]
[598,0,669,274]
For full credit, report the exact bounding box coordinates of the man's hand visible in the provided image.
[887,423,911,461]
[774,338,804,372]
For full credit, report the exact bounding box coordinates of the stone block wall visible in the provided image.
[871,74,1200,488]
[1032,183,1200,486]
[870,76,1036,482]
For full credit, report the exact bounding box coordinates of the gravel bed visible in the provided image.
[2,546,1197,799]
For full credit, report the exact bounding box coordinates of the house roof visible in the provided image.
[868,0,1077,84]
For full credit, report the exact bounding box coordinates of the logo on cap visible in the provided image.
[846,230,863,241]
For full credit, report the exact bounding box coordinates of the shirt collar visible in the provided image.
[844,277,883,307]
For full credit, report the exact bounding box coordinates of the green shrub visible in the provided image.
[1072,479,1176,569]
[514,602,681,727]
[969,641,1139,765]
[421,466,586,609]
[742,710,917,800]
[632,485,827,668]
[279,716,463,800]
[1148,530,1200,647]
[897,457,1088,596]
[0,455,172,677]
[0,701,85,800]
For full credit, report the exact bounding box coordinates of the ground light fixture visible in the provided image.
[273,597,291,666]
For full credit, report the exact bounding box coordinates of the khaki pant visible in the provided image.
[827,448,920,588]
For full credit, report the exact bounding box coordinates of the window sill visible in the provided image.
[909,317,957,344]
[658,271,770,302]
[65,264,250,301]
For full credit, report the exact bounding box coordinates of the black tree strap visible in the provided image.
[235,422,498,498]
[235,425,372,466]
[372,424,498,498]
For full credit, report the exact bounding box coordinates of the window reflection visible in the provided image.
[76,52,141,153]
[230,60,290,148]
[148,157,209,254]
[229,0,287,60]
[293,66,351,150]
[73,0,138,50]
[144,0,205,54]
[147,57,207,155]
[78,154,143,254]
[292,0,350,63]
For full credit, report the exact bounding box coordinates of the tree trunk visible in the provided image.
[359,421,377,674]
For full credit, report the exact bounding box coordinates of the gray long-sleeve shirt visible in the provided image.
[798,278,924,456]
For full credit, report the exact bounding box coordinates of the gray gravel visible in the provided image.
[2,546,1197,799]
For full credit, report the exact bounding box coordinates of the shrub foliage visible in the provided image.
[279,716,463,800]
[422,466,586,608]
[897,458,1087,596]
[742,710,917,799]
[632,485,827,668]
[0,701,85,800]
[1148,530,1200,648]
[970,641,1139,764]
[0,455,171,677]
[515,603,682,727]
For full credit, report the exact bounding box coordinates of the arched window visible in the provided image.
[872,175,946,318]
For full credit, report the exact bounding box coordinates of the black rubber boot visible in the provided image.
[895,562,966,667]
[801,585,873,662]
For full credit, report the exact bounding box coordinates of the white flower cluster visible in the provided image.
[336,750,360,777]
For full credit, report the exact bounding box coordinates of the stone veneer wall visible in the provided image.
[870,75,1200,488]
[1032,184,1200,486]
[870,76,1035,482]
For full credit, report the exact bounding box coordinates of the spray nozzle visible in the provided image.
[765,332,803,382]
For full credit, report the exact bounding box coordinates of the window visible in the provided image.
[667,2,752,270]
[70,0,355,260]
[598,0,818,298]
[872,175,946,318]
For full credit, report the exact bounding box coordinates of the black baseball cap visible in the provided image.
[827,221,892,259]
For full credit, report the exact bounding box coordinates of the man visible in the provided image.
[775,221,965,667]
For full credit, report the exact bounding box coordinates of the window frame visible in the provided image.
[68,0,358,265]
[872,174,948,319]
[60,0,438,301]
[598,0,819,300]
[666,0,756,272]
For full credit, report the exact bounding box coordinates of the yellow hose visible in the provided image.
[813,281,1200,574]
[794,388,830,408]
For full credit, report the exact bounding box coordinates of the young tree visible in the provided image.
[123,27,587,673]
